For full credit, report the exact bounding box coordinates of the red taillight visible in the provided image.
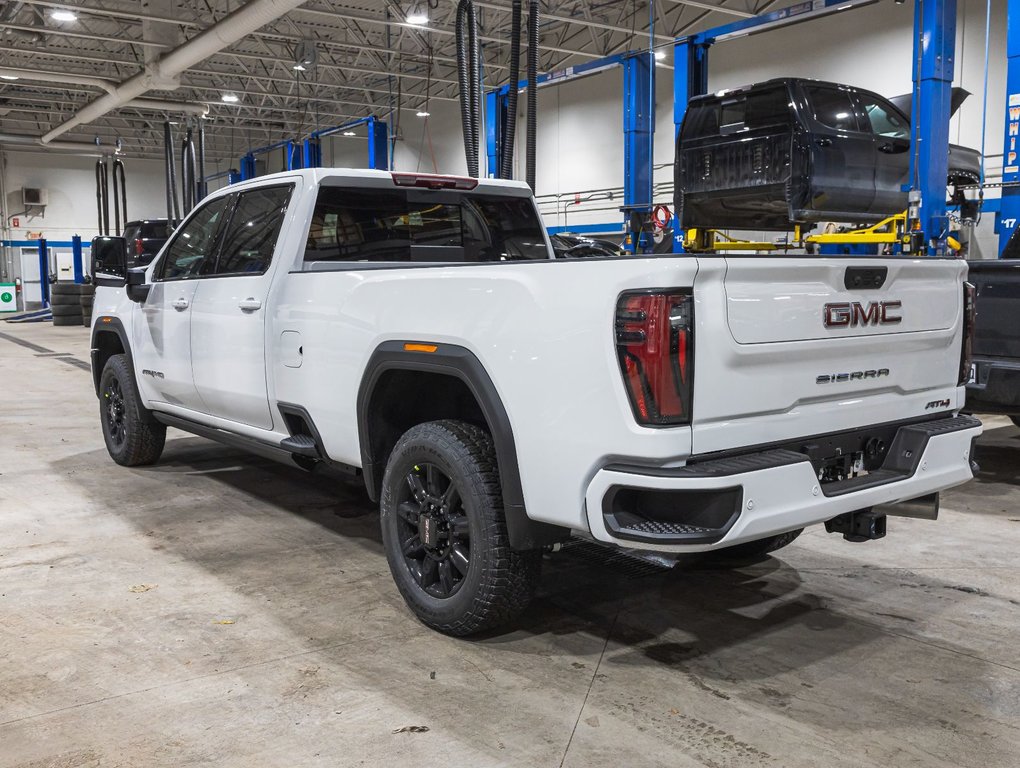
[615,291,694,426]
[959,281,975,385]
[134,238,144,256]
[391,172,479,190]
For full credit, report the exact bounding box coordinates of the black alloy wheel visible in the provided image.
[395,462,471,599]
[103,376,127,449]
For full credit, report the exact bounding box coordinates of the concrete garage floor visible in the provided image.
[1,323,1018,768]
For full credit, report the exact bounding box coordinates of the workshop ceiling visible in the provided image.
[0,0,777,161]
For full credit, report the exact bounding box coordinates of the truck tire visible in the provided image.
[50,304,83,317]
[380,420,541,636]
[99,353,166,466]
[709,529,803,563]
[50,282,88,296]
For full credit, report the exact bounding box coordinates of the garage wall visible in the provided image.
[1,150,169,242]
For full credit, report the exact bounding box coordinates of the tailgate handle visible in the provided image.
[844,266,888,290]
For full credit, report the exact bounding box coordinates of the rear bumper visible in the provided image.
[966,358,1020,414]
[584,415,981,553]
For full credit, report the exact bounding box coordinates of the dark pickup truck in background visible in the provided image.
[675,78,981,231]
[966,252,1020,423]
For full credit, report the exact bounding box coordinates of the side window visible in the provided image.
[213,185,293,276]
[862,98,910,139]
[804,86,862,132]
[156,197,230,280]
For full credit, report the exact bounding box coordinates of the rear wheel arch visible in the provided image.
[357,341,567,550]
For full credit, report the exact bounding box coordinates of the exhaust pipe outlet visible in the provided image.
[873,492,940,521]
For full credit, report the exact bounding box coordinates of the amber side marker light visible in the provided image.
[101,317,113,324]
[404,342,438,353]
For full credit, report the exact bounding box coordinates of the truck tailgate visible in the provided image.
[691,257,966,455]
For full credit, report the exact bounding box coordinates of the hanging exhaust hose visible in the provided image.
[114,160,127,236]
[100,159,110,236]
[456,0,481,177]
[500,0,522,180]
[181,136,192,215]
[95,159,106,236]
[165,121,180,223]
[112,159,122,236]
[526,0,538,191]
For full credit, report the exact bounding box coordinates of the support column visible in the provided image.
[72,236,84,284]
[367,118,389,170]
[909,0,957,256]
[37,238,48,308]
[622,52,655,252]
[998,0,1020,255]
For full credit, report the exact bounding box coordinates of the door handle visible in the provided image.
[238,297,262,312]
[877,143,896,153]
[815,137,833,147]
[171,297,189,311]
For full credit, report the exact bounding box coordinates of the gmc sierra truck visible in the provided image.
[90,168,981,636]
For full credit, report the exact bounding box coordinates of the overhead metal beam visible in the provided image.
[660,0,756,19]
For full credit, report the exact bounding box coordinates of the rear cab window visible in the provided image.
[681,85,791,141]
[303,186,550,264]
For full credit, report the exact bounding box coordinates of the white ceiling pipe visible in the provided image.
[0,132,106,154]
[128,98,209,116]
[0,67,210,114]
[0,66,116,93]
[39,0,308,144]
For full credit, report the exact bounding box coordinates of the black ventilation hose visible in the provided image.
[500,0,522,180]
[115,159,127,235]
[197,124,207,201]
[165,121,180,223]
[100,159,110,236]
[456,0,481,177]
[95,159,105,236]
[111,159,122,236]
[526,0,538,192]
[181,135,191,215]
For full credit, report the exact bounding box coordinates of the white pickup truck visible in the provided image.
[90,168,981,636]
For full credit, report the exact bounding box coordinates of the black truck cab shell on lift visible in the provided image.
[675,78,982,231]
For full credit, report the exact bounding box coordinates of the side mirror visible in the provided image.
[126,267,151,303]
[91,236,128,286]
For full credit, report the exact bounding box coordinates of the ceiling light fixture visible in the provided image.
[406,4,428,25]
[221,92,239,103]
[416,110,430,118]
[50,9,77,21]
[0,75,20,81]
[343,131,356,137]
[293,40,316,72]
[654,50,666,61]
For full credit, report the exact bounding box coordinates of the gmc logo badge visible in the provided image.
[824,301,902,328]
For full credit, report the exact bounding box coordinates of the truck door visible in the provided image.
[801,84,876,217]
[133,195,231,411]
[858,92,912,215]
[189,184,294,430]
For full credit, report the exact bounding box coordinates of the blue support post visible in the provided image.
[622,52,655,253]
[485,90,503,177]
[37,238,49,308]
[909,0,957,256]
[228,169,241,185]
[367,117,389,170]
[998,0,1020,255]
[239,154,257,181]
[303,138,322,169]
[72,235,84,283]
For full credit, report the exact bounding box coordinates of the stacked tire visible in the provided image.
[49,282,95,327]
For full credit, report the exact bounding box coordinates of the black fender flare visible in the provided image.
[357,341,567,550]
[89,315,132,396]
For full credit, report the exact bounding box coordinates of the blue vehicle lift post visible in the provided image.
[71,235,84,284]
[908,0,956,257]
[302,116,389,171]
[485,52,655,252]
[672,0,958,256]
[37,238,48,308]
[997,0,1020,254]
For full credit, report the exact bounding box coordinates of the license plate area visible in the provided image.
[800,424,902,486]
